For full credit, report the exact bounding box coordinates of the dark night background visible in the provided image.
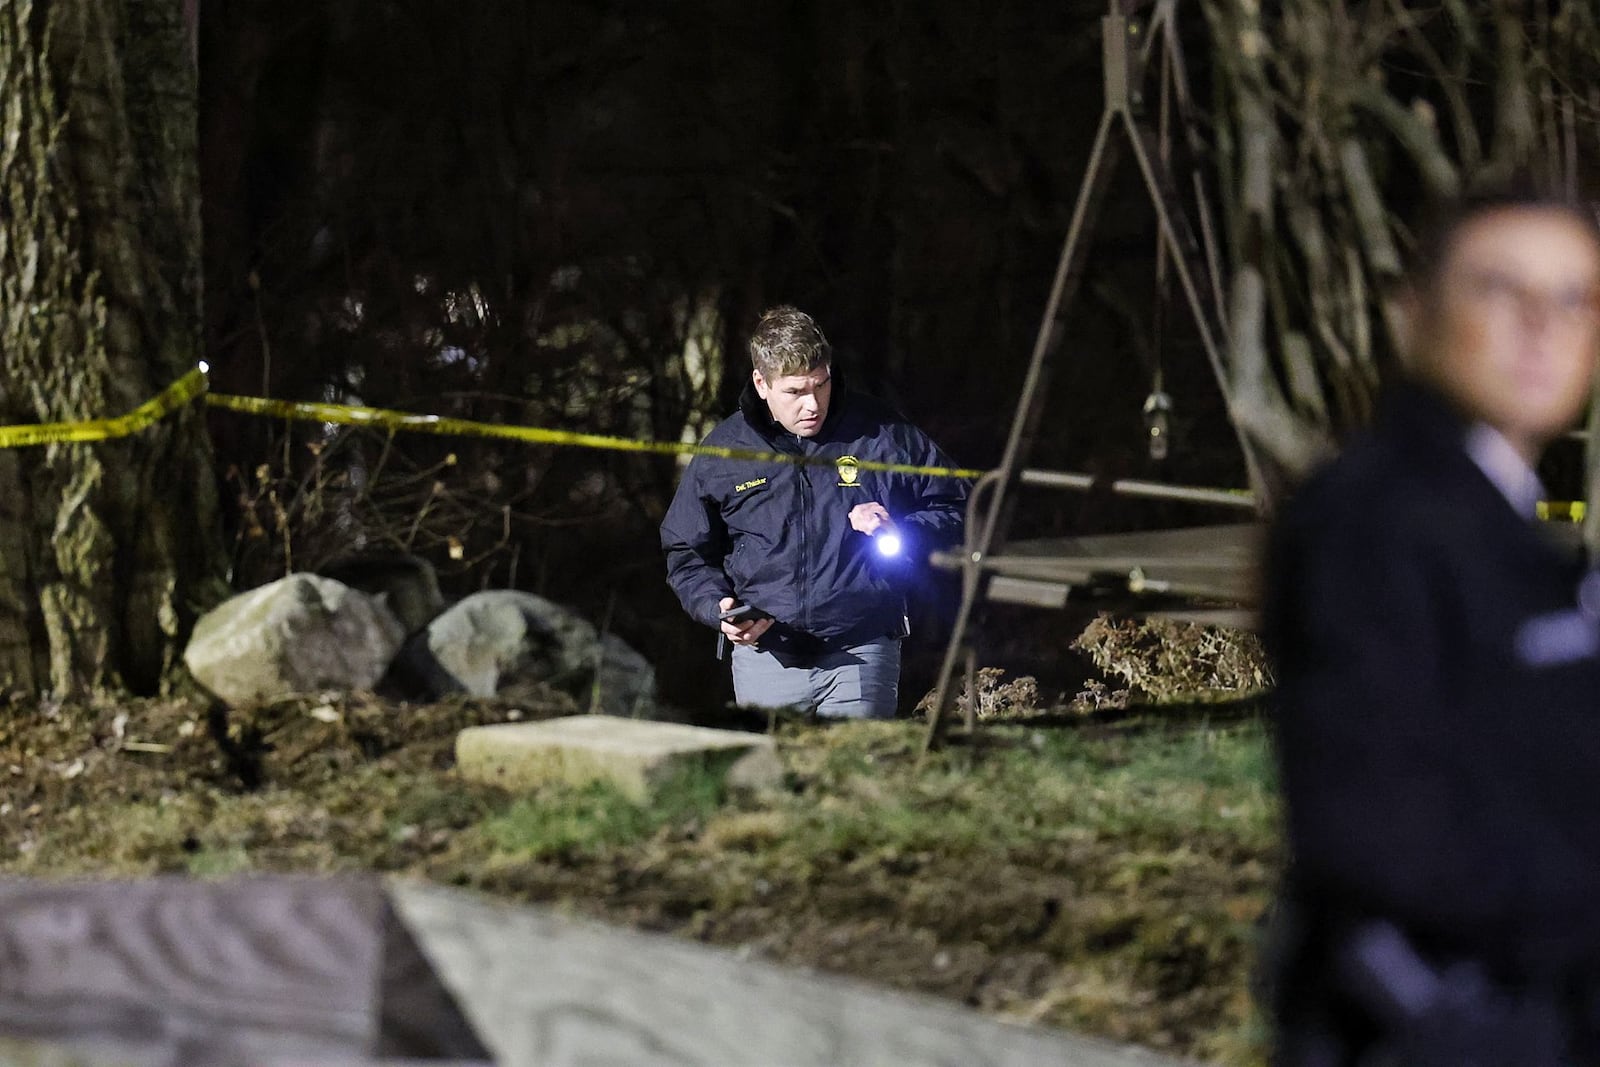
[194,1,1281,711]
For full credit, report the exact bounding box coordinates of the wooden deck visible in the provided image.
[932,523,1263,624]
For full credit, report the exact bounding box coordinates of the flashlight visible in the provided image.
[872,526,903,558]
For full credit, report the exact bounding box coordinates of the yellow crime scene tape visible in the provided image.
[0,367,986,480]
[0,368,209,448]
[0,370,1592,517]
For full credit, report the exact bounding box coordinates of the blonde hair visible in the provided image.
[749,306,831,379]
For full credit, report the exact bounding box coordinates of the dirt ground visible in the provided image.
[0,684,1280,1065]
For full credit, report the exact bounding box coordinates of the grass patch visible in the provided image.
[0,695,1281,1064]
[767,719,1277,864]
[479,764,727,860]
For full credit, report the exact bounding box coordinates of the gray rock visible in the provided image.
[183,574,407,705]
[596,633,654,713]
[315,553,446,634]
[402,591,655,716]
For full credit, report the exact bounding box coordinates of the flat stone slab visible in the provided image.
[392,880,1202,1067]
[0,874,1200,1067]
[454,715,782,801]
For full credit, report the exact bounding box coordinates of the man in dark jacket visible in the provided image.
[1265,192,1600,1065]
[660,306,967,719]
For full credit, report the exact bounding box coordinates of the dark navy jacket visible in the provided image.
[660,380,967,650]
[1266,383,1600,1025]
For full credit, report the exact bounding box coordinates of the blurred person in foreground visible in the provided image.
[661,306,966,719]
[1265,190,1600,1065]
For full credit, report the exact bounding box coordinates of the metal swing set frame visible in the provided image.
[920,0,1271,753]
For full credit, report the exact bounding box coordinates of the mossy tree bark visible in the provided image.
[0,0,229,697]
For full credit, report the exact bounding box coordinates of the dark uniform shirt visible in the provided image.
[1264,382,1600,1062]
[660,379,966,651]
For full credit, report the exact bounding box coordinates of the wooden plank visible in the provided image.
[932,524,1263,605]
[987,575,1073,609]
[0,876,490,1066]
[1142,608,1259,630]
[391,880,1201,1067]
[1003,524,1262,565]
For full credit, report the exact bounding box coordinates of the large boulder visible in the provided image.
[401,591,656,717]
[184,574,407,705]
[315,553,446,635]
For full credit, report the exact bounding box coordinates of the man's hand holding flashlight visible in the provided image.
[849,502,902,557]
[718,596,773,646]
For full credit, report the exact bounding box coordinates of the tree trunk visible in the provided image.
[0,0,229,697]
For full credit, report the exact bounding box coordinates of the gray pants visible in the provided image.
[731,637,901,720]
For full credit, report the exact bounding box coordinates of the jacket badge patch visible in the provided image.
[836,456,862,488]
[735,477,767,492]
